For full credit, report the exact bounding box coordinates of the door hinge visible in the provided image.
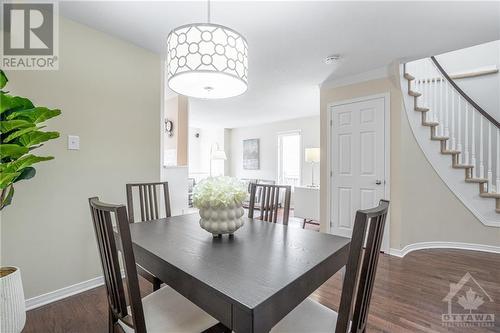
[330,120,333,126]
[330,171,333,177]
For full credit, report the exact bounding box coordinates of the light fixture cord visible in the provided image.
[207,0,211,23]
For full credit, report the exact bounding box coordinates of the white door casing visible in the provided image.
[329,95,390,251]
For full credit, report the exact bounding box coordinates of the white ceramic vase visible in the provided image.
[199,204,245,236]
[0,267,26,333]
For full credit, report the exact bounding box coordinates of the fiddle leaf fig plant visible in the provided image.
[0,69,61,210]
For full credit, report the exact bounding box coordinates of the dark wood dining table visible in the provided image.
[129,214,351,333]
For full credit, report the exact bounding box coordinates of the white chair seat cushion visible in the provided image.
[119,285,218,333]
[271,298,339,333]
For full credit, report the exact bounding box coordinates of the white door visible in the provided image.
[330,97,389,250]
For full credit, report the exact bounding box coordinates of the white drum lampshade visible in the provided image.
[212,149,227,160]
[305,148,320,163]
[167,23,248,99]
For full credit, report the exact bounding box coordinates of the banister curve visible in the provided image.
[430,56,500,129]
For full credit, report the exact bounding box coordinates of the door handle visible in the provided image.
[375,180,382,185]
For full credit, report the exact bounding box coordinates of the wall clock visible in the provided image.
[165,119,174,137]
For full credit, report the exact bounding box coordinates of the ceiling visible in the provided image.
[60,1,500,128]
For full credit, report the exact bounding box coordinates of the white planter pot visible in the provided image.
[0,267,26,333]
[199,204,245,236]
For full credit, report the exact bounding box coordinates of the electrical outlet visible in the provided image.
[68,135,80,150]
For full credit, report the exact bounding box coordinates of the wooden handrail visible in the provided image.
[430,56,500,129]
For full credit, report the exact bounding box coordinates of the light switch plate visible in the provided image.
[68,135,80,150]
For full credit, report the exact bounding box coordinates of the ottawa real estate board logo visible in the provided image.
[442,272,495,328]
[1,2,59,70]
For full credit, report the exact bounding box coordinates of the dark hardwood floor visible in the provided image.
[312,248,500,333]
[23,247,500,333]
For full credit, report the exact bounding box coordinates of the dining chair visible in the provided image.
[271,200,390,333]
[248,183,292,225]
[88,197,220,333]
[126,182,171,223]
[241,179,258,209]
[126,182,171,291]
[188,178,196,208]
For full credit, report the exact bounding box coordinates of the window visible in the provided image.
[278,131,301,186]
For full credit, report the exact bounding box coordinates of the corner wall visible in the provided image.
[320,70,500,251]
[0,17,161,299]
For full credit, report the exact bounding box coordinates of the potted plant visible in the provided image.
[193,176,247,236]
[0,69,61,332]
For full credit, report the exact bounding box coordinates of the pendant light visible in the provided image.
[166,0,248,99]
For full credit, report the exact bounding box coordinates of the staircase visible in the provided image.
[402,57,500,223]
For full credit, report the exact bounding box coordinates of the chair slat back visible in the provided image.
[126,182,171,223]
[335,200,389,333]
[88,197,146,333]
[248,183,291,224]
[256,179,276,204]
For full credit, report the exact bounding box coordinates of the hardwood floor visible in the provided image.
[23,248,499,333]
[312,249,500,333]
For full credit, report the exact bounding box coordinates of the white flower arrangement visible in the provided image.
[193,176,248,209]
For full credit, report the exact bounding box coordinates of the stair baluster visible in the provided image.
[458,95,463,164]
[495,128,500,193]
[487,122,493,192]
[427,60,432,121]
[433,71,438,125]
[464,104,469,166]
[439,76,444,137]
[471,111,477,178]
[423,61,428,109]
[445,80,450,140]
[452,88,457,150]
[430,61,436,122]
[479,115,484,179]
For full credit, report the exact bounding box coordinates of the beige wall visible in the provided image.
[320,71,500,250]
[0,17,161,298]
[177,97,189,166]
[164,95,188,166]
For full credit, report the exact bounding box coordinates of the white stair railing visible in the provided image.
[405,57,500,194]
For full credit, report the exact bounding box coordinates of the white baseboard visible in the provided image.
[389,241,500,258]
[25,275,104,311]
